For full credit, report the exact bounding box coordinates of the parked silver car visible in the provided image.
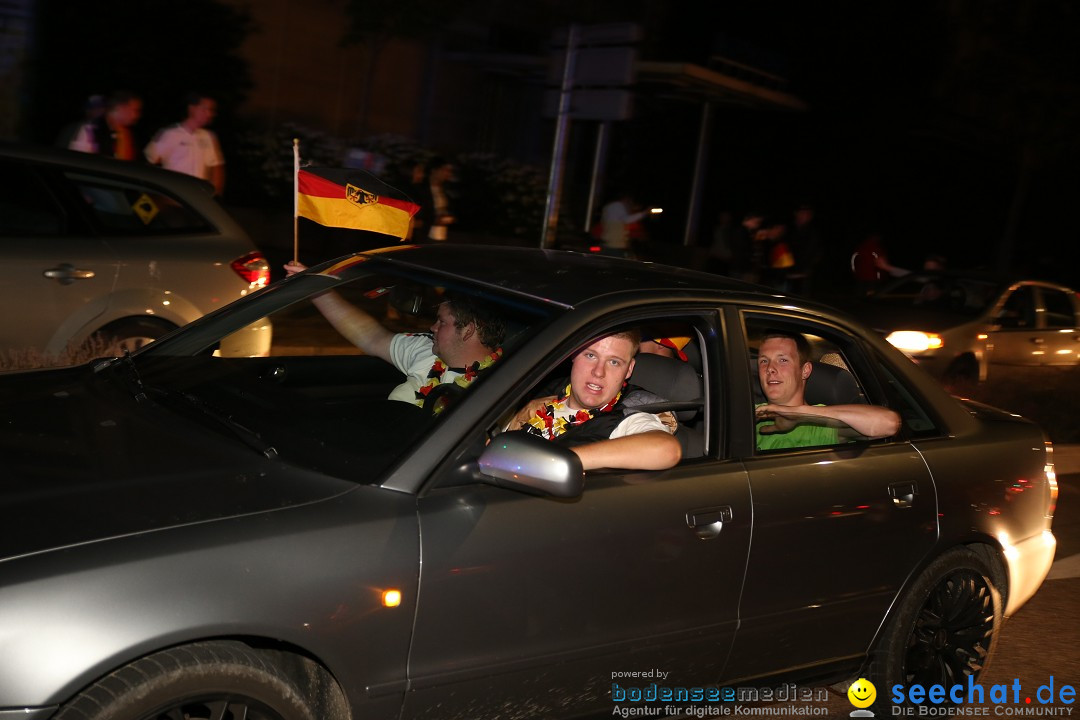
[852,271,1080,388]
[0,142,271,363]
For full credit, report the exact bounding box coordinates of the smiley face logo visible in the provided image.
[848,678,877,709]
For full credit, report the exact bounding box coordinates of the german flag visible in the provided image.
[297,167,419,239]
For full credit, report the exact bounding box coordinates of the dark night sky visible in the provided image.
[587,1,1080,286]
[25,1,1080,285]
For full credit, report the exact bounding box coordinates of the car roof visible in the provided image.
[0,140,217,195]
[335,243,797,309]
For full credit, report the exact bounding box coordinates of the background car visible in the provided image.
[851,270,1080,389]
[0,142,271,365]
[0,246,1057,719]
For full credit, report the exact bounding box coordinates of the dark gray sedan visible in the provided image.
[0,246,1058,719]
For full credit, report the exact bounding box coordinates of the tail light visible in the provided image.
[231,251,270,289]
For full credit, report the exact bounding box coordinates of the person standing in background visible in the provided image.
[415,157,456,242]
[786,203,822,296]
[56,94,105,149]
[145,93,226,196]
[600,191,646,258]
[851,231,908,295]
[68,90,142,160]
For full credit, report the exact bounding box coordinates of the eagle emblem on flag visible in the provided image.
[346,184,377,206]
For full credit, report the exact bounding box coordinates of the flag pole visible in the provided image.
[292,138,300,263]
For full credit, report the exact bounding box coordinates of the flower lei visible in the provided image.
[414,347,503,413]
[524,383,622,440]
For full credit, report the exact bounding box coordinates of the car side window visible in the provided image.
[996,286,1036,329]
[495,316,710,468]
[0,160,66,236]
[146,267,553,484]
[1040,288,1077,329]
[870,350,941,438]
[744,315,902,453]
[65,171,213,234]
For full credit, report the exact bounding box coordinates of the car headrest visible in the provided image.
[804,361,865,406]
[629,352,703,420]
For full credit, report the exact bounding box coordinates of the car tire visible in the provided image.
[868,547,1002,713]
[89,317,178,356]
[52,641,317,720]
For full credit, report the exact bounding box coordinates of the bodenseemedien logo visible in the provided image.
[848,678,877,717]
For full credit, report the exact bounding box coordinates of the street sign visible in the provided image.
[546,47,637,87]
[542,88,633,121]
[550,22,642,47]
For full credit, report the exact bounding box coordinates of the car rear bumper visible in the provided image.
[1001,529,1056,616]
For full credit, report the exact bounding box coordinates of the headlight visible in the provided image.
[886,331,943,352]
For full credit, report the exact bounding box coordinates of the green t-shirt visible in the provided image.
[755,404,841,451]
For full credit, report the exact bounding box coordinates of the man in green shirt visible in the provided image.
[755,331,901,451]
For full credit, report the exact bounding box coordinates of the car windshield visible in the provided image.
[868,273,1003,316]
[115,255,559,484]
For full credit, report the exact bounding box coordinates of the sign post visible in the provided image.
[541,23,640,248]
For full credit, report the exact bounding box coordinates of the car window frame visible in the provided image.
[0,157,73,237]
[418,304,726,496]
[737,307,915,456]
[994,284,1038,330]
[1037,285,1079,329]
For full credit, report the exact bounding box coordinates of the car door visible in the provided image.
[1034,284,1080,366]
[987,283,1052,369]
[402,314,752,719]
[0,157,114,355]
[724,312,937,681]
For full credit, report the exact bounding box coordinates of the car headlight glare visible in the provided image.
[886,331,943,352]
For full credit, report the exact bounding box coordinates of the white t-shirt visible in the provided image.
[546,402,671,439]
[600,200,646,249]
[68,124,96,153]
[144,124,223,181]
[387,333,463,404]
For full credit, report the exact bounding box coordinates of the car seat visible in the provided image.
[749,353,865,407]
[627,352,705,458]
[804,361,865,405]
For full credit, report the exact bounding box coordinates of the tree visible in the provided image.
[934,1,1080,273]
[341,0,462,136]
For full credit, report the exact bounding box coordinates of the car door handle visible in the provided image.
[1029,337,1045,345]
[43,263,95,285]
[888,482,918,509]
[686,505,733,540]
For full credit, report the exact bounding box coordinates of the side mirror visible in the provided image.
[477,432,584,499]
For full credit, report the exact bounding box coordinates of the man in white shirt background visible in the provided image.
[600,191,647,258]
[145,93,225,196]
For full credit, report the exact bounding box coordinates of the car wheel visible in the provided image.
[89,317,177,356]
[869,547,1002,712]
[943,356,979,395]
[52,641,316,720]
